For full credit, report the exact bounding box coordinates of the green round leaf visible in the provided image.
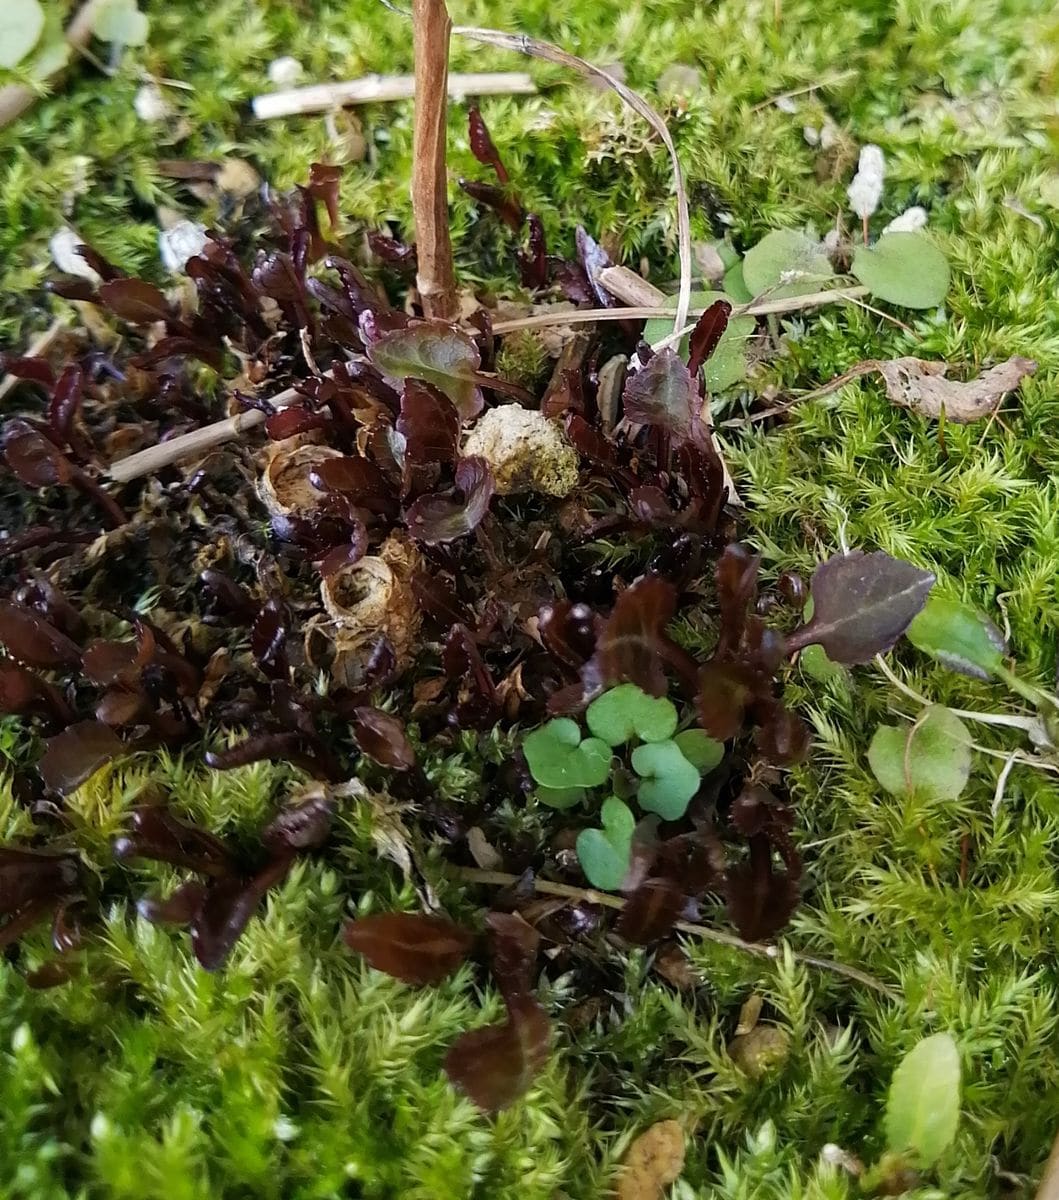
[91,0,149,46]
[0,0,45,69]
[632,740,700,820]
[585,683,678,747]
[522,718,611,790]
[885,1032,961,1168]
[867,706,971,801]
[534,785,584,810]
[575,796,635,891]
[642,290,755,392]
[672,729,724,773]
[851,232,950,309]
[722,260,753,303]
[907,594,1006,681]
[742,229,833,299]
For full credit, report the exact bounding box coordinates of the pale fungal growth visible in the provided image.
[320,534,423,669]
[158,219,208,272]
[847,143,885,222]
[49,227,100,283]
[258,442,343,523]
[133,82,170,122]
[462,406,579,497]
[882,205,928,235]
[267,56,304,86]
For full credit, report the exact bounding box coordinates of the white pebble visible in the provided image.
[133,83,170,122]
[159,219,208,272]
[847,143,885,220]
[49,227,101,283]
[267,56,303,87]
[882,205,928,235]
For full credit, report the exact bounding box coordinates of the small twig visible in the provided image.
[251,71,536,119]
[0,316,70,403]
[598,264,666,308]
[412,0,458,320]
[991,750,1019,820]
[0,0,108,131]
[449,865,896,996]
[749,69,857,112]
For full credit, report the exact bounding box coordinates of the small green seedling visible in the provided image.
[884,1032,961,1168]
[631,741,701,820]
[586,683,678,746]
[868,705,971,801]
[851,231,950,309]
[575,797,635,890]
[534,785,585,810]
[522,718,611,789]
[907,594,1006,681]
[672,729,724,773]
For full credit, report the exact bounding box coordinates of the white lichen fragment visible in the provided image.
[49,227,100,283]
[882,205,928,235]
[159,219,208,272]
[462,406,578,497]
[847,143,885,220]
[133,83,170,122]
[267,56,303,86]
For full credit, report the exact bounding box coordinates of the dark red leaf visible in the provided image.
[486,911,540,1001]
[317,522,368,579]
[38,720,123,795]
[0,355,55,386]
[0,526,94,561]
[191,855,294,971]
[616,876,684,945]
[754,701,811,765]
[697,660,754,741]
[95,687,149,728]
[412,571,472,628]
[73,242,121,282]
[16,577,84,639]
[265,406,332,441]
[368,231,417,270]
[114,805,237,876]
[517,214,548,289]
[307,162,342,229]
[715,543,761,656]
[686,299,732,376]
[397,379,461,466]
[786,551,935,664]
[199,569,257,623]
[0,661,49,718]
[538,601,600,668]
[725,836,800,942]
[251,598,289,678]
[99,278,170,324]
[622,348,698,440]
[368,321,485,421]
[443,623,500,728]
[261,793,335,852]
[3,423,73,487]
[467,105,509,183]
[444,993,551,1112]
[0,847,80,918]
[459,179,524,233]
[596,575,680,697]
[204,731,301,770]
[310,455,396,516]
[343,911,475,984]
[136,879,208,925]
[351,707,416,771]
[0,602,81,668]
[404,457,495,544]
[51,901,83,954]
[25,960,79,989]
[49,365,85,452]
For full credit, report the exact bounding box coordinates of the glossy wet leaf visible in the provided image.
[885,1032,961,1167]
[368,322,484,420]
[99,278,169,324]
[261,794,335,851]
[575,796,635,890]
[444,993,550,1112]
[585,683,678,747]
[907,594,1006,680]
[868,706,971,801]
[522,717,611,789]
[726,837,800,942]
[852,232,950,309]
[787,551,934,664]
[467,104,509,182]
[596,575,686,698]
[0,602,81,669]
[672,729,724,773]
[397,379,460,466]
[343,911,475,984]
[114,805,237,876]
[351,707,416,771]
[0,847,80,917]
[622,348,697,440]
[404,456,495,544]
[742,229,833,298]
[686,299,732,376]
[38,720,123,795]
[0,0,44,69]
[632,741,700,820]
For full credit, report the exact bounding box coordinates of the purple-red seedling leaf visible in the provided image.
[0,660,71,722]
[696,660,755,741]
[114,805,238,876]
[38,720,123,795]
[714,543,761,656]
[725,835,800,943]
[0,847,80,918]
[261,793,335,852]
[0,355,56,387]
[344,911,476,984]
[458,179,525,233]
[191,855,295,971]
[786,551,935,664]
[412,570,472,629]
[444,993,551,1112]
[99,278,170,325]
[404,457,495,544]
[368,322,485,420]
[310,455,397,516]
[204,731,304,771]
[200,569,258,624]
[686,299,732,377]
[443,623,501,729]
[518,214,548,290]
[368,231,417,270]
[307,161,342,229]
[351,707,417,771]
[2,421,73,488]
[622,348,698,441]
[754,700,811,765]
[616,876,685,945]
[397,379,461,466]
[49,365,86,453]
[137,879,208,926]
[539,601,600,669]
[251,598,289,678]
[575,226,615,307]
[317,522,369,579]
[265,406,332,442]
[597,575,680,697]
[467,105,509,183]
[0,602,81,669]
[486,911,540,1002]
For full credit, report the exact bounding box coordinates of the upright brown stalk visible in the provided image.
[412,0,458,320]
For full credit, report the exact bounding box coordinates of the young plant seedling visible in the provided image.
[631,740,701,820]
[585,683,678,746]
[575,796,635,891]
[522,718,611,789]
[868,705,971,801]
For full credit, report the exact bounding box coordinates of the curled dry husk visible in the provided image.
[317,533,423,678]
[258,439,343,521]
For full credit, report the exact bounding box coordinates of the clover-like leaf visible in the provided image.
[642,290,755,392]
[0,0,44,70]
[585,683,678,747]
[575,796,635,890]
[632,740,700,820]
[907,594,1006,681]
[92,0,149,47]
[522,718,611,790]
[851,232,950,309]
[534,785,584,810]
[368,321,484,419]
[742,229,833,299]
[885,1032,961,1168]
[868,706,971,801]
[672,729,724,773]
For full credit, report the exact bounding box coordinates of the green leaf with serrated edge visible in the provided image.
[632,741,700,820]
[885,1033,961,1168]
[522,718,611,790]
[672,729,724,773]
[907,594,1006,681]
[868,706,971,801]
[575,796,634,890]
[368,323,484,420]
[92,0,149,46]
[742,229,833,299]
[852,232,950,309]
[0,0,45,69]
[534,786,584,810]
[585,684,678,747]
[643,290,755,392]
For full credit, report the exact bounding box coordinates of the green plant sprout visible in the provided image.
[523,685,722,890]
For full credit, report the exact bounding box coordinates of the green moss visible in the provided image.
[3,0,1059,1195]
